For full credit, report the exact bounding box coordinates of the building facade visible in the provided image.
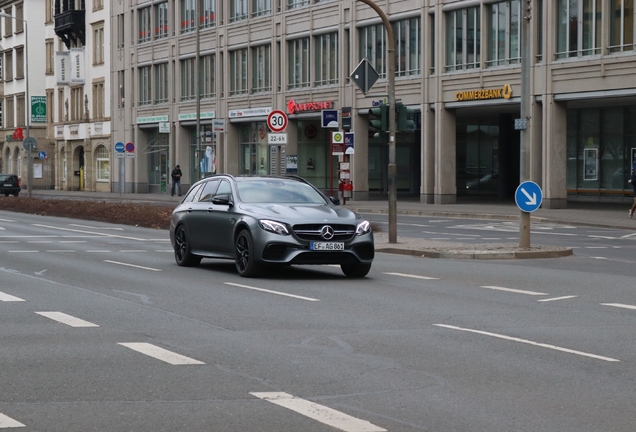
[110,0,636,207]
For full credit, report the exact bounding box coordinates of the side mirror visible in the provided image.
[212,194,234,206]
[329,196,340,206]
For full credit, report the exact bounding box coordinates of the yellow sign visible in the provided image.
[456,84,512,101]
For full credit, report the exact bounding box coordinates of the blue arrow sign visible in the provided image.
[515,181,543,212]
[37,151,46,160]
[115,142,125,153]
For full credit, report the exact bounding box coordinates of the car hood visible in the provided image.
[238,203,358,221]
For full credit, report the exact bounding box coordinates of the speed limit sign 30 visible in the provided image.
[267,110,288,133]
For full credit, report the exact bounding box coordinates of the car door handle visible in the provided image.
[207,207,214,213]
[187,207,193,213]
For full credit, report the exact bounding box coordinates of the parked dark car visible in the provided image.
[169,175,374,278]
[0,174,20,196]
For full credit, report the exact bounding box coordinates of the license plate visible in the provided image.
[3,184,11,187]
[310,242,344,251]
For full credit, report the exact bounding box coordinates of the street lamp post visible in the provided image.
[356,0,397,243]
[0,12,30,197]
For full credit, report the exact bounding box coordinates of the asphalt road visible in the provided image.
[1,211,636,431]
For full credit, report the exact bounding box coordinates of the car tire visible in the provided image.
[235,229,260,278]
[174,225,201,267]
[12,192,18,197]
[4,192,9,197]
[341,262,372,278]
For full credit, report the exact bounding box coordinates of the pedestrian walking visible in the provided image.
[171,165,182,197]
[629,163,636,218]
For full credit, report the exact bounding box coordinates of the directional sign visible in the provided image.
[350,58,379,94]
[515,181,543,213]
[115,142,125,153]
[37,151,47,160]
[267,110,288,133]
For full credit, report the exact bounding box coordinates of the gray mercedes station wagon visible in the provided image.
[169,175,374,278]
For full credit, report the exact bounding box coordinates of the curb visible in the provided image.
[376,247,574,260]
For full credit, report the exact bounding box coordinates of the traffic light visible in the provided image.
[369,103,388,132]
[396,103,415,131]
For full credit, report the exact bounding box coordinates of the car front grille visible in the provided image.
[292,224,356,241]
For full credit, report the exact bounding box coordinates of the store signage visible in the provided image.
[137,115,169,124]
[287,99,334,114]
[31,96,47,123]
[70,48,85,84]
[178,111,216,121]
[229,107,272,118]
[455,84,513,102]
[56,51,71,85]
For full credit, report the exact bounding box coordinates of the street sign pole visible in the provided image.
[519,1,532,247]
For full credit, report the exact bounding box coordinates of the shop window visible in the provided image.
[95,145,109,181]
[239,122,269,176]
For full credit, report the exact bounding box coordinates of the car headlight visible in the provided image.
[259,219,290,235]
[356,220,371,235]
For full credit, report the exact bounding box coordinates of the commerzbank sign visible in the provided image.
[456,84,512,101]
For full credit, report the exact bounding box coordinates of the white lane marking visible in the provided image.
[591,257,608,260]
[0,241,19,244]
[27,241,52,243]
[0,227,5,230]
[35,312,99,328]
[103,260,162,272]
[34,270,47,276]
[588,235,616,240]
[8,251,39,253]
[428,220,451,222]
[602,303,636,310]
[118,343,204,365]
[87,250,111,253]
[0,218,16,222]
[384,272,439,280]
[59,241,86,244]
[482,238,502,240]
[0,291,25,302]
[46,250,76,253]
[155,250,173,253]
[480,285,548,296]
[538,295,577,302]
[434,324,620,362]
[585,246,608,249]
[119,250,147,253]
[430,237,450,240]
[621,233,636,239]
[250,392,386,432]
[0,413,25,428]
[69,224,124,231]
[31,224,152,242]
[224,282,320,302]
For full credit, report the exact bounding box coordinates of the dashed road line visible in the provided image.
[46,250,76,253]
[0,412,25,428]
[0,291,25,302]
[435,324,620,362]
[119,250,148,253]
[35,312,99,328]
[118,343,204,365]
[8,250,39,253]
[384,272,439,280]
[87,250,111,253]
[103,260,162,272]
[601,303,636,311]
[480,285,548,296]
[224,282,320,301]
[250,392,386,432]
[537,296,577,302]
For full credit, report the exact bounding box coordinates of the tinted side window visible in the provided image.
[182,183,203,203]
[198,180,220,202]
[214,180,232,197]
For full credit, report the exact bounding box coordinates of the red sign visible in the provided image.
[12,128,24,141]
[267,110,288,132]
[287,99,333,114]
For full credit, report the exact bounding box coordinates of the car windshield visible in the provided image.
[236,179,328,204]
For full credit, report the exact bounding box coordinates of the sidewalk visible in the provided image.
[29,189,634,259]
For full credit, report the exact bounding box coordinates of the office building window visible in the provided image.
[96,146,109,181]
[394,17,421,75]
[46,39,54,74]
[70,86,83,121]
[315,32,338,86]
[610,0,634,53]
[252,45,271,93]
[46,89,54,123]
[359,24,386,77]
[15,4,23,33]
[94,0,104,10]
[230,49,248,95]
[46,0,53,23]
[155,2,169,39]
[446,6,481,71]
[4,9,12,36]
[536,0,543,62]
[5,96,14,128]
[231,0,248,22]
[92,81,104,119]
[181,0,196,33]
[253,0,271,17]
[118,14,125,49]
[155,63,168,104]
[58,89,64,121]
[16,94,24,127]
[5,50,13,81]
[557,0,602,58]
[288,0,310,8]
[15,47,23,79]
[288,37,309,89]
[200,54,215,98]
[201,0,216,28]
[487,1,521,66]
[138,7,151,43]
[180,57,195,101]
[93,23,104,65]
[138,66,152,106]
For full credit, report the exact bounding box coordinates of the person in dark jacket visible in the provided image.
[171,165,182,197]
[629,164,636,218]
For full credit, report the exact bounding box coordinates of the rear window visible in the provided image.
[236,180,327,204]
[0,175,12,181]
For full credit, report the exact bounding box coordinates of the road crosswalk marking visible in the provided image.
[0,291,25,302]
[35,312,99,328]
[250,392,386,432]
[0,412,25,428]
[118,343,205,365]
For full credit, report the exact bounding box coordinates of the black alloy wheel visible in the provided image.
[340,262,372,278]
[174,225,201,267]
[235,229,260,277]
